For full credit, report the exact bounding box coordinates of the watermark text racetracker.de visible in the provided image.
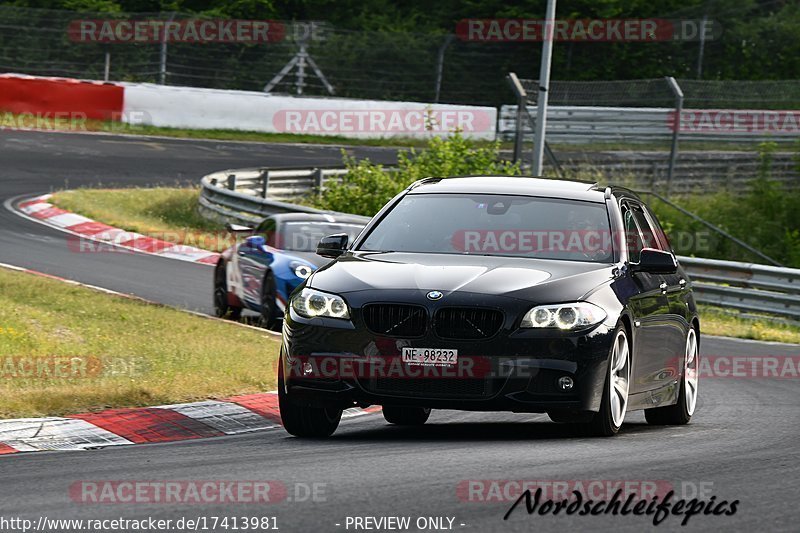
[287,352,800,381]
[1,354,145,380]
[67,19,327,44]
[69,480,326,504]
[670,109,800,135]
[0,111,151,132]
[67,230,335,255]
[456,18,720,42]
[458,480,738,526]
[272,109,494,135]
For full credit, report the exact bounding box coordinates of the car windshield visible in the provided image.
[358,193,613,262]
[279,221,364,252]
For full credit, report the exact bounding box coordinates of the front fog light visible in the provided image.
[521,302,606,330]
[558,376,574,391]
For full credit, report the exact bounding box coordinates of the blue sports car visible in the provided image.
[214,213,367,329]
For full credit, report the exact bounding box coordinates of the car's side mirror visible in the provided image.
[317,233,349,258]
[632,248,678,274]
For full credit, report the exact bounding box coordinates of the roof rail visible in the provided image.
[408,177,442,190]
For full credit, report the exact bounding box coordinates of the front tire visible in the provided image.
[259,272,281,331]
[278,355,342,438]
[645,327,698,425]
[213,260,242,320]
[586,326,630,437]
[382,406,431,426]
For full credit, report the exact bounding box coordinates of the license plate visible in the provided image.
[401,347,458,367]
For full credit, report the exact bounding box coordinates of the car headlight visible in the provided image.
[290,261,313,280]
[521,302,606,330]
[291,288,350,319]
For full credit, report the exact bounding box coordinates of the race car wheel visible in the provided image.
[259,272,281,331]
[645,327,699,426]
[278,354,342,438]
[213,260,242,320]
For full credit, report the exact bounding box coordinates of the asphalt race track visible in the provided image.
[1,130,799,532]
[0,130,398,311]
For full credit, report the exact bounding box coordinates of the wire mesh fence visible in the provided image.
[519,78,679,107]
[3,5,800,109]
[518,77,800,109]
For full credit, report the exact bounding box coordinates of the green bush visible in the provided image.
[307,132,521,216]
[310,136,800,267]
[649,143,800,267]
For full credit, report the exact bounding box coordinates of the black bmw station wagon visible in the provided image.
[278,176,700,438]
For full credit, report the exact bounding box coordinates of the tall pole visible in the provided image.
[531,0,557,176]
[434,35,454,103]
[159,12,176,85]
[665,76,684,197]
[103,47,110,82]
[696,13,708,79]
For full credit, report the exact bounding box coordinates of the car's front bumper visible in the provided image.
[282,301,616,414]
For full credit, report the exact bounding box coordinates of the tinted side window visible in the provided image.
[631,206,663,251]
[623,207,644,263]
[643,206,673,252]
[256,218,277,247]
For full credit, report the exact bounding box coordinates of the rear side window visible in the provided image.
[622,207,644,263]
[643,206,673,253]
[631,206,663,251]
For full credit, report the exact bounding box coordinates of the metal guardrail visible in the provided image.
[498,105,800,144]
[200,166,800,321]
[677,257,800,321]
[199,167,369,225]
[506,149,800,193]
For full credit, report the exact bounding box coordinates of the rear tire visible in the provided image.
[585,326,630,437]
[213,260,242,320]
[382,406,431,426]
[278,355,342,438]
[645,327,698,426]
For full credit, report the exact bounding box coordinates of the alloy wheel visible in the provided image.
[609,329,630,428]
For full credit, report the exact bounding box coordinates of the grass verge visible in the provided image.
[0,267,280,419]
[51,187,230,252]
[47,187,800,345]
[698,305,800,344]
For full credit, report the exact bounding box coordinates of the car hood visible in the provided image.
[309,251,615,302]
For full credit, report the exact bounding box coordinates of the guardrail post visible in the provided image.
[313,168,324,194]
[260,170,270,199]
[506,73,527,165]
[227,174,236,191]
